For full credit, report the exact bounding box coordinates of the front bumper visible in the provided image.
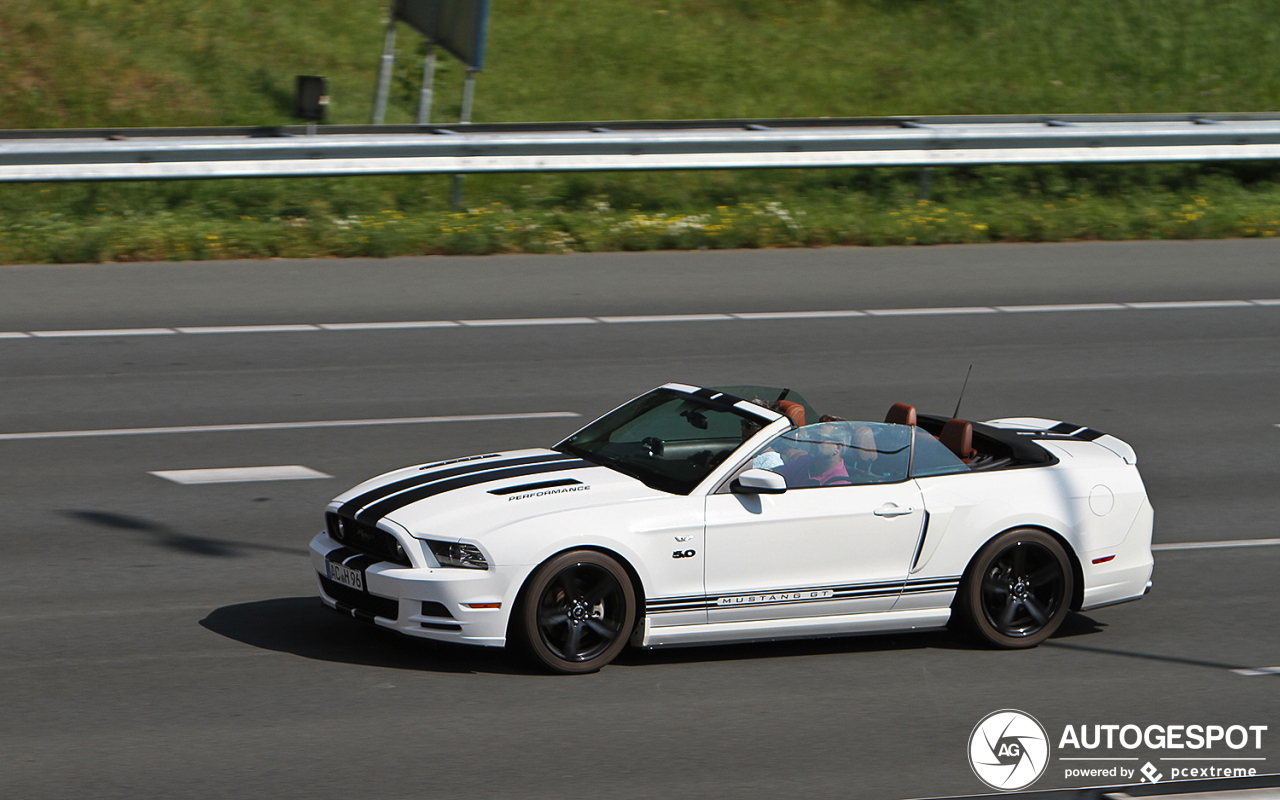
[310,532,518,647]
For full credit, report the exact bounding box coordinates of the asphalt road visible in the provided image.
[2,241,1278,800]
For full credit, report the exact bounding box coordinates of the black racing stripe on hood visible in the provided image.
[354,459,594,524]
[338,453,577,518]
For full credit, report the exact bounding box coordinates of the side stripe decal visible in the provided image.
[354,458,593,524]
[646,577,962,614]
[338,452,577,518]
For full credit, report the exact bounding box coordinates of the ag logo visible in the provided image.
[968,709,1050,791]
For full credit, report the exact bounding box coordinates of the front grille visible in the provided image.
[326,513,411,566]
[319,575,400,620]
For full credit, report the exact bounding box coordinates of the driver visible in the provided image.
[775,423,854,487]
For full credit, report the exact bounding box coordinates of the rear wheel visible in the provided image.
[514,550,636,674]
[956,529,1072,648]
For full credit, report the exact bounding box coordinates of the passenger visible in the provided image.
[820,415,877,473]
[775,423,854,487]
[740,407,786,470]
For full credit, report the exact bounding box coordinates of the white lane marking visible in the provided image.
[1125,300,1254,309]
[1231,666,1280,676]
[0,411,581,441]
[732,310,867,319]
[29,327,176,337]
[318,320,457,330]
[151,465,332,484]
[865,306,996,316]
[596,313,735,323]
[459,316,597,326]
[5,299,1277,339]
[175,324,321,334]
[996,303,1126,313]
[1152,537,1280,551]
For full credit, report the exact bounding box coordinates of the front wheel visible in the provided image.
[514,550,636,674]
[955,529,1073,648]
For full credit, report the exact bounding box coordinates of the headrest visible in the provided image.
[940,418,976,461]
[776,400,805,427]
[885,403,917,426]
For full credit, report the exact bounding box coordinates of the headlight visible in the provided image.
[425,540,489,570]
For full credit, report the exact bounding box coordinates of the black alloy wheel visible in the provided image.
[957,528,1073,648]
[516,550,636,674]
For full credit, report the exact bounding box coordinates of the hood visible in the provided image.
[328,448,669,540]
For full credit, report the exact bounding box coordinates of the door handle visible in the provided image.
[874,503,914,518]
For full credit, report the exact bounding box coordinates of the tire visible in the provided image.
[513,550,636,674]
[955,528,1073,649]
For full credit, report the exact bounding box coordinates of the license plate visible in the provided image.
[326,559,364,591]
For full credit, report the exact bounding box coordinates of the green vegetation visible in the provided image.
[4,0,1280,262]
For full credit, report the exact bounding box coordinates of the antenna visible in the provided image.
[951,365,973,419]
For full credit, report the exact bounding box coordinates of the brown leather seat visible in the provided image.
[940,418,976,462]
[885,403,917,426]
[776,400,806,427]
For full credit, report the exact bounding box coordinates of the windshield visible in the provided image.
[556,388,775,494]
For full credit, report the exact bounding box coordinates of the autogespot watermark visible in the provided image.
[969,710,1051,791]
[968,712,1270,791]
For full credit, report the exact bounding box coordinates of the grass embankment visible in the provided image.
[4,0,1280,262]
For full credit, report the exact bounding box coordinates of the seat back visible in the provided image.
[884,403,917,426]
[940,418,976,462]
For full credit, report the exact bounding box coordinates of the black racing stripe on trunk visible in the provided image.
[1049,422,1079,434]
[355,459,593,524]
[1076,427,1104,441]
[338,453,576,517]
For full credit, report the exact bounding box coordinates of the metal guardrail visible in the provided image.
[4,113,1280,182]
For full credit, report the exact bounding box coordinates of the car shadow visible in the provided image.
[199,597,533,675]
[201,599,1109,675]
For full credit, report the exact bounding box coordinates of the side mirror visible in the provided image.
[731,468,787,495]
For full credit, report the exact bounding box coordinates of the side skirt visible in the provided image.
[637,607,952,648]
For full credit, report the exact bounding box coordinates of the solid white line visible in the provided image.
[0,411,582,441]
[8,299,1276,340]
[1231,666,1280,677]
[150,465,332,484]
[1152,538,1280,551]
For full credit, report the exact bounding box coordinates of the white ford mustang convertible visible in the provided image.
[311,384,1154,673]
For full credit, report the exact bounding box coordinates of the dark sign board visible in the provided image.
[394,0,490,71]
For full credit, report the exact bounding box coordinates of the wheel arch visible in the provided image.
[960,524,1085,613]
[507,544,649,639]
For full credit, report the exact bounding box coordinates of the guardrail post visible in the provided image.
[416,43,436,125]
[451,69,478,208]
[372,17,398,124]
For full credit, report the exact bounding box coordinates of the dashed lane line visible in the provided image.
[149,465,332,484]
[0,411,582,441]
[3,299,1277,339]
